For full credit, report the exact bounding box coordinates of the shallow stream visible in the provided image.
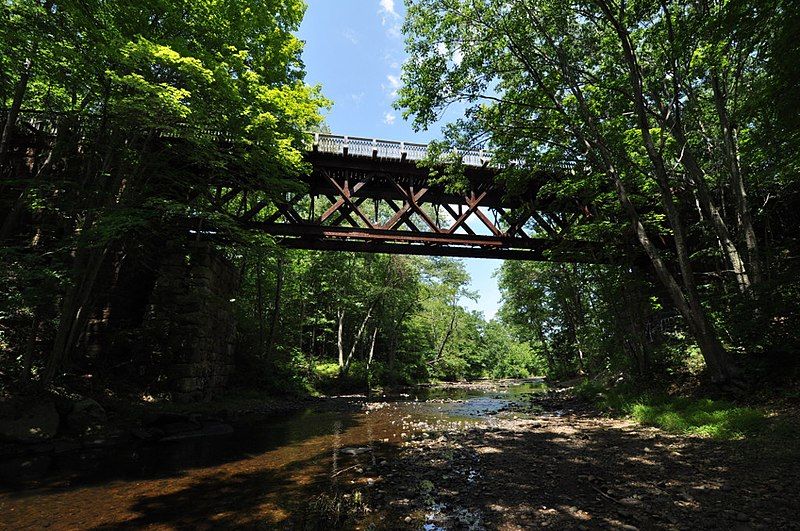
[0,379,546,528]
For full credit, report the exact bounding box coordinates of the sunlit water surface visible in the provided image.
[0,380,546,529]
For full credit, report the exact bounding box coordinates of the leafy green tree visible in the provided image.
[397,0,798,385]
[0,0,328,383]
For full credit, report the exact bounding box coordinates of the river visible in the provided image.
[0,379,547,529]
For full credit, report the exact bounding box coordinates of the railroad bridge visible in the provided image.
[249,133,602,262]
[7,113,602,261]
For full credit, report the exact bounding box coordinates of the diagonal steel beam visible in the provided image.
[323,171,375,229]
[386,180,438,232]
[384,199,421,232]
[383,181,429,230]
[263,194,304,224]
[446,190,489,234]
[441,204,475,235]
[322,194,361,227]
[319,174,372,223]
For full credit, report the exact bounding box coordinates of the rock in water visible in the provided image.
[341,447,371,456]
[0,400,60,443]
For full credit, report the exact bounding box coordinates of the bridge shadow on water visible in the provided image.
[0,408,371,528]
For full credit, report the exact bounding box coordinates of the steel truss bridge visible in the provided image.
[7,112,603,261]
[248,134,602,261]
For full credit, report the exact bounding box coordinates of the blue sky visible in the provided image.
[297,0,503,319]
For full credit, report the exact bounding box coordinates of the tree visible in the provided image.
[0,0,328,383]
[395,0,791,384]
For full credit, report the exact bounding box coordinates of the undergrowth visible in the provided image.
[574,379,793,440]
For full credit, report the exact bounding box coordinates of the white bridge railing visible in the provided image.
[310,133,575,172]
[9,111,574,171]
[311,132,491,167]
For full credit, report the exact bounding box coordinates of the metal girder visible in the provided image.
[245,147,602,262]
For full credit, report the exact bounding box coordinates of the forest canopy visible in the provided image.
[397,0,800,388]
[1,0,798,399]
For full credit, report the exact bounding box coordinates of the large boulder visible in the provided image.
[66,398,107,435]
[0,400,60,443]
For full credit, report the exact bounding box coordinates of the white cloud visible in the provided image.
[379,0,399,20]
[383,112,396,125]
[350,92,365,106]
[341,28,359,44]
[379,0,402,39]
[382,74,402,97]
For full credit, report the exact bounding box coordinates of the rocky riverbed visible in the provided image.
[1,381,798,529]
[350,389,800,530]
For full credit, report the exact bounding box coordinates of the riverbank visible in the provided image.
[356,388,800,530]
[2,380,799,529]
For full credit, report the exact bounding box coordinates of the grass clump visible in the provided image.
[628,397,767,439]
[575,379,774,440]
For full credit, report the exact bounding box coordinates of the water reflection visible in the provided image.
[0,379,546,528]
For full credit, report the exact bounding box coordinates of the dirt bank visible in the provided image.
[360,392,800,530]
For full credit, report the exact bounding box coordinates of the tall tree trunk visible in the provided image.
[432,299,458,367]
[536,322,555,375]
[366,327,378,394]
[43,244,109,384]
[266,254,285,358]
[596,2,739,382]
[308,324,317,379]
[256,260,265,357]
[0,54,35,163]
[566,264,587,374]
[337,308,345,368]
[677,141,751,292]
[614,172,736,382]
[657,0,753,293]
[506,7,738,383]
[710,73,763,287]
[21,316,39,381]
[342,303,375,376]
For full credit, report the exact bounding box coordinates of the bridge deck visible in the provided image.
[8,113,603,261]
[264,134,601,262]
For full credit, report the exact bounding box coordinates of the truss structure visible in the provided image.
[242,136,602,262]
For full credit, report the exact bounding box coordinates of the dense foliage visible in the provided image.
[235,249,543,392]
[2,0,798,399]
[0,0,327,386]
[399,0,800,388]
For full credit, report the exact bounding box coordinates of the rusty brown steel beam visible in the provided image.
[278,239,546,260]
[383,185,428,230]
[384,199,422,232]
[387,180,440,233]
[323,171,376,229]
[441,203,476,235]
[273,238,604,262]
[447,190,488,234]
[254,223,559,250]
[321,194,362,228]
[319,177,371,222]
